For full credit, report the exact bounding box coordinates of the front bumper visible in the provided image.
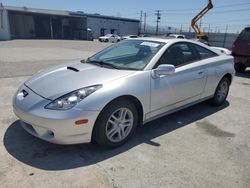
[13,85,100,145]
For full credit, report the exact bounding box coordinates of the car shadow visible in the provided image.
[4,101,229,171]
[235,69,250,79]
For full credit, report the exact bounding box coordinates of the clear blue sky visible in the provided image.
[1,0,250,33]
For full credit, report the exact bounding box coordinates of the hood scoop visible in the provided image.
[67,66,79,72]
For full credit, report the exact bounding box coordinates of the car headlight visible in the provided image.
[45,85,102,110]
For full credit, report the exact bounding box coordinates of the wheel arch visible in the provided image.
[222,73,233,85]
[91,95,144,140]
[213,73,233,94]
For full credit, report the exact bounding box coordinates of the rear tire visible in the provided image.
[93,100,138,147]
[234,63,246,73]
[210,77,230,106]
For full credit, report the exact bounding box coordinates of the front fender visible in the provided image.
[76,71,151,117]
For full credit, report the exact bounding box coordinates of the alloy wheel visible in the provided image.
[105,108,134,143]
[216,80,229,103]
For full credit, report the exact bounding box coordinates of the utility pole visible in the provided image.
[144,12,147,33]
[155,10,161,35]
[139,11,143,34]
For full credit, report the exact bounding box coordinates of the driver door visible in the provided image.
[150,42,207,118]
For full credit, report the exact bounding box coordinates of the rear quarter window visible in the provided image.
[193,44,218,60]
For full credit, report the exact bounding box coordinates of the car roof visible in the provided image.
[128,37,220,55]
[168,34,185,36]
[130,37,191,44]
[130,37,174,43]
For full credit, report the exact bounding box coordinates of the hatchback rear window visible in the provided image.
[238,28,250,41]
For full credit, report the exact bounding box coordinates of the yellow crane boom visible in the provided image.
[191,0,213,39]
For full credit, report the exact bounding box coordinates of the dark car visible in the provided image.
[232,27,250,73]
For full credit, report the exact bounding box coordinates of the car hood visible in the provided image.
[25,61,134,100]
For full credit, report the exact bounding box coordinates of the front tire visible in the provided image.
[211,77,230,106]
[93,100,138,147]
[234,63,246,73]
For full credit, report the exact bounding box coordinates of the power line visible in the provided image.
[151,2,250,12]
[216,2,250,8]
[112,2,250,19]
[212,8,250,14]
[159,7,250,15]
[115,3,250,34]
[123,7,250,20]
[202,18,250,24]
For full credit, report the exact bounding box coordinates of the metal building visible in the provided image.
[0,4,139,40]
[69,12,140,39]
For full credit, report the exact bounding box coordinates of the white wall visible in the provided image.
[87,17,139,38]
[0,9,10,40]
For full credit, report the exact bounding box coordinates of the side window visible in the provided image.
[155,42,199,68]
[193,44,218,60]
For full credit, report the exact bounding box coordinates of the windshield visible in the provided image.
[238,28,250,41]
[87,40,165,70]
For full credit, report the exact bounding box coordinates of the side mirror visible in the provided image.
[153,64,175,77]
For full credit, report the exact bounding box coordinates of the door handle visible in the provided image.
[198,71,204,75]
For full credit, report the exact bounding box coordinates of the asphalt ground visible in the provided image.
[0,40,250,188]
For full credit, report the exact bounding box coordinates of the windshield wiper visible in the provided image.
[85,59,120,69]
[102,62,120,69]
[83,59,139,70]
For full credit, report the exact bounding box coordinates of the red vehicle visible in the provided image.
[232,27,250,73]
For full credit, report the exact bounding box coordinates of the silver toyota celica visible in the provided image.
[13,38,235,147]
